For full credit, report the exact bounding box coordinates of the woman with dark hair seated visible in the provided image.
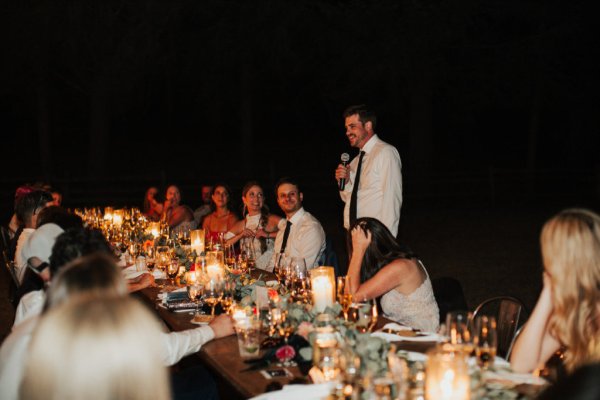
[142,187,163,221]
[202,183,239,245]
[161,185,195,235]
[346,217,439,332]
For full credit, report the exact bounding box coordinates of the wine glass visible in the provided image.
[128,243,140,264]
[356,299,378,333]
[156,250,170,289]
[203,279,224,318]
[167,258,180,287]
[273,253,287,283]
[337,276,353,322]
[473,315,497,369]
[224,243,236,268]
[220,281,235,313]
[187,280,204,323]
[289,257,308,302]
[445,311,474,356]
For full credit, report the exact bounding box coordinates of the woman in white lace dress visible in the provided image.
[347,217,439,333]
[225,182,281,270]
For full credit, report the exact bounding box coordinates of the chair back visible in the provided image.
[2,249,20,307]
[318,236,340,277]
[431,277,469,324]
[473,296,527,358]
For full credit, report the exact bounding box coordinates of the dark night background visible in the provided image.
[1,0,599,314]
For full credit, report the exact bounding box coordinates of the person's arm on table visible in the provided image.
[128,273,155,292]
[159,314,234,366]
[510,273,561,373]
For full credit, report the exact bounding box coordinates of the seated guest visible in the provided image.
[194,184,214,227]
[21,296,171,400]
[13,228,154,326]
[6,186,35,245]
[0,254,130,400]
[15,206,83,302]
[143,186,164,221]
[346,217,439,333]
[511,209,600,374]
[48,186,62,206]
[13,190,54,283]
[162,185,196,235]
[273,177,325,270]
[226,181,281,270]
[202,183,239,245]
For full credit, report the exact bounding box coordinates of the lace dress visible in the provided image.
[379,260,440,333]
[240,214,274,271]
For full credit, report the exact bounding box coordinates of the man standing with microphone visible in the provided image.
[335,104,403,237]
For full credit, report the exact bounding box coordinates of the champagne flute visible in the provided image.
[473,315,497,369]
[220,281,235,313]
[336,276,353,321]
[289,257,308,302]
[145,246,156,273]
[129,242,140,264]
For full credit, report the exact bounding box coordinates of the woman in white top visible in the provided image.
[347,217,439,333]
[225,181,281,270]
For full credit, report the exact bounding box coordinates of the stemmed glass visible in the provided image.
[289,257,308,302]
[445,311,474,356]
[473,315,497,369]
[356,299,378,333]
[166,258,180,287]
[224,243,236,268]
[203,279,224,318]
[155,247,170,289]
[337,276,353,322]
[273,253,287,283]
[187,279,204,323]
[220,280,235,313]
[145,246,156,273]
[128,242,140,265]
[275,311,296,366]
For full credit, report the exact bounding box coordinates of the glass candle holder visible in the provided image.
[310,266,335,313]
[425,345,470,400]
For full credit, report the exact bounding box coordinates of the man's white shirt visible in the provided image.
[273,207,325,269]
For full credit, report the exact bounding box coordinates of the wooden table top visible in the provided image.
[138,277,438,399]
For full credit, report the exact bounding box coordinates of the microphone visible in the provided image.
[339,153,350,190]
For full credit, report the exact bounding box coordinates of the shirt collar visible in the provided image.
[287,207,306,225]
[361,134,379,154]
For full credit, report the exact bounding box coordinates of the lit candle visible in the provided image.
[149,222,161,238]
[190,229,205,255]
[104,207,114,221]
[206,263,222,281]
[312,276,334,313]
[112,209,123,227]
[425,346,470,400]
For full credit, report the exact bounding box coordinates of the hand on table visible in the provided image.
[209,314,235,338]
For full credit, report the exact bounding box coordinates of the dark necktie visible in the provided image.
[349,151,365,226]
[279,220,292,253]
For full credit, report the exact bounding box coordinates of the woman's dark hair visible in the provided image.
[142,187,162,214]
[242,181,270,254]
[15,190,53,225]
[350,217,416,283]
[209,183,233,212]
[36,206,83,230]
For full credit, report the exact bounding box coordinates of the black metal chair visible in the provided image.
[431,277,469,324]
[318,236,340,277]
[472,296,528,359]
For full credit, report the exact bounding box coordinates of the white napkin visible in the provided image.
[152,269,166,280]
[249,382,335,400]
[483,370,547,386]
[371,322,441,342]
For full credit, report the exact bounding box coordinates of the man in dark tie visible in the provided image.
[334,104,403,237]
[273,178,326,269]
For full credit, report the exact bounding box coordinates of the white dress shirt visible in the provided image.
[273,208,326,269]
[0,316,39,400]
[14,228,35,284]
[339,134,403,236]
[13,290,45,327]
[12,289,214,367]
[0,315,215,400]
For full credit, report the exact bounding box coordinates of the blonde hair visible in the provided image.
[21,297,170,400]
[541,208,600,372]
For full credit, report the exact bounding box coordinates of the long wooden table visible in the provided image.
[138,281,437,399]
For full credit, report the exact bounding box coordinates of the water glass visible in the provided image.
[235,318,261,359]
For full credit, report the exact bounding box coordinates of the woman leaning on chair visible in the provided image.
[511,208,600,374]
[346,217,440,333]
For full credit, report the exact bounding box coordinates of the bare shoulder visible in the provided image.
[380,258,419,276]
[229,219,245,233]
